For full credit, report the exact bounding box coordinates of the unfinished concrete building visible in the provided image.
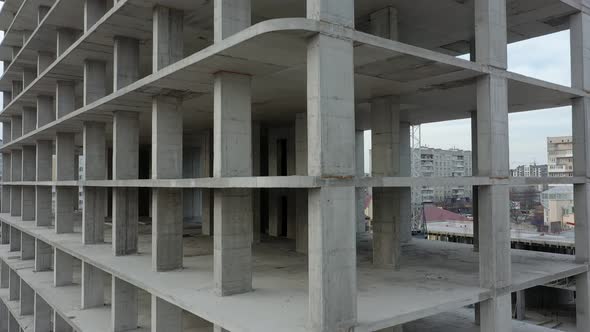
[0,0,587,331]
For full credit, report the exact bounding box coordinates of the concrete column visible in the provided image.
[11,116,22,140]
[20,280,34,315]
[0,224,8,245]
[474,2,510,331]
[571,11,590,332]
[36,140,52,181]
[35,239,52,271]
[151,96,183,271]
[3,91,12,109]
[37,52,54,76]
[1,153,10,182]
[55,133,75,234]
[153,6,184,72]
[34,294,52,332]
[252,122,261,243]
[36,140,53,227]
[23,68,36,88]
[111,276,138,332]
[471,112,479,253]
[8,314,18,332]
[112,111,139,255]
[8,269,19,300]
[306,31,356,331]
[11,149,22,181]
[371,96,403,268]
[199,131,213,236]
[113,36,139,89]
[54,312,73,332]
[83,60,106,105]
[10,186,21,217]
[307,0,354,27]
[369,7,399,40]
[0,260,8,288]
[82,262,104,308]
[355,130,365,233]
[22,107,36,134]
[151,296,183,332]
[56,28,77,57]
[213,72,253,296]
[84,0,106,32]
[399,123,412,244]
[12,80,22,97]
[35,187,51,227]
[295,113,308,253]
[0,302,6,332]
[9,227,20,252]
[36,96,55,128]
[83,122,107,244]
[2,122,11,144]
[21,233,34,260]
[515,290,526,320]
[56,80,76,118]
[213,0,251,42]
[22,146,36,221]
[54,248,73,287]
[38,5,50,25]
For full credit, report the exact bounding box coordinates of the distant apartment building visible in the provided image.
[511,164,548,177]
[541,186,574,230]
[415,147,472,203]
[547,136,573,177]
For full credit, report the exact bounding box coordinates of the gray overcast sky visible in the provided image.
[365,30,572,171]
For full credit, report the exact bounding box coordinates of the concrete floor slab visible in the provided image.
[0,214,585,332]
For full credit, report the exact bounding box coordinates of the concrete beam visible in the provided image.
[153,6,183,71]
[82,262,105,308]
[113,36,139,89]
[112,276,138,332]
[213,72,253,296]
[307,32,356,331]
[35,239,52,272]
[213,0,250,42]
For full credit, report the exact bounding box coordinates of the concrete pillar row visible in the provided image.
[112,111,139,256]
[571,10,590,332]
[152,95,184,271]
